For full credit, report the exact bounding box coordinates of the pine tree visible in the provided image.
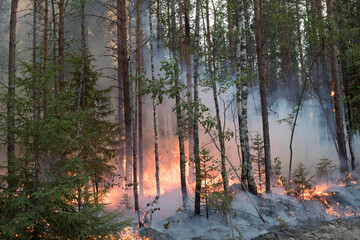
[251,132,265,191]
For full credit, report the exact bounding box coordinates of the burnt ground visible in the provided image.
[254,216,360,240]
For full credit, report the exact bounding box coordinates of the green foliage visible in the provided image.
[292,162,312,197]
[0,47,127,239]
[316,157,336,181]
[273,157,286,187]
[251,132,265,189]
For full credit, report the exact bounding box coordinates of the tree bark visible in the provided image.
[194,0,201,215]
[236,1,257,195]
[183,0,194,182]
[326,0,348,174]
[43,0,49,116]
[7,0,19,191]
[227,0,235,68]
[149,0,160,197]
[254,0,271,193]
[58,0,65,91]
[137,0,144,198]
[171,0,189,211]
[117,0,125,189]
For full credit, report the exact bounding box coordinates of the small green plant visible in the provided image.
[292,162,312,197]
[273,157,286,187]
[276,217,288,230]
[316,157,336,182]
[251,132,265,191]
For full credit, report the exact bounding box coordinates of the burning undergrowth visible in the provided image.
[141,169,360,240]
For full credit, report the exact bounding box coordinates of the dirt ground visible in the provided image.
[254,217,360,240]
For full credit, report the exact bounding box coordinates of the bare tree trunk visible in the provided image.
[32,0,40,236]
[131,64,141,225]
[167,0,171,52]
[178,0,184,69]
[326,0,348,174]
[227,0,235,68]
[58,0,65,91]
[156,0,160,49]
[51,0,57,96]
[194,0,201,216]
[254,0,271,193]
[119,0,132,185]
[117,0,125,189]
[171,0,189,211]
[137,0,144,198]
[7,0,19,191]
[236,1,257,195]
[184,0,194,182]
[207,0,228,192]
[149,0,160,197]
[43,0,49,116]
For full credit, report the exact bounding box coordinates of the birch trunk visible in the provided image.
[236,1,257,195]
[137,0,144,198]
[194,0,201,215]
[184,0,194,182]
[254,0,271,193]
[171,0,189,211]
[149,0,160,197]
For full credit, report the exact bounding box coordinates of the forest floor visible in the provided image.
[254,216,360,240]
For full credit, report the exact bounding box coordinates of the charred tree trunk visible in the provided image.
[326,0,348,174]
[171,0,189,211]
[194,0,201,216]
[137,0,144,198]
[254,0,271,193]
[236,1,257,195]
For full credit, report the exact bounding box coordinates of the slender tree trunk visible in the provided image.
[254,0,271,193]
[227,0,235,68]
[32,0,40,236]
[7,0,19,191]
[184,0,194,182]
[137,0,144,198]
[236,1,257,195]
[58,0,65,91]
[167,0,171,52]
[326,0,348,174]
[171,0,189,211]
[179,0,184,69]
[43,0,49,116]
[194,0,201,215]
[51,0,57,96]
[207,0,228,192]
[149,0,160,197]
[132,63,140,224]
[117,0,125,189]
[156,0,160,49]
[119,0,132,185]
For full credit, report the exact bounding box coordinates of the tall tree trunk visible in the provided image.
[156,0,160,49]
[167,0,171,52]
[236,1,257,195]
[326,0,348,174]
[117,0,125,189]
[119,0,132,185]
[58,0,65,91]
[227,0,235,68]
[7,0,19,191]
[254,0,271,193]
[137,0,144,198]
[32,0,40,236]
[171,0,189,211]
[193,0,201,216]
[184,0,194,182]
[51,0,57,96]
[149,0,160,197]
[43,0,49,116]
[209,6,228,192]
[132,62,140,224]
[178,0,184,69]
